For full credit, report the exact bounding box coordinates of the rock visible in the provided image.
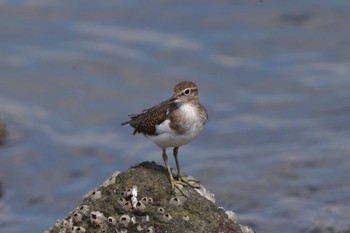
[46,161,254,233]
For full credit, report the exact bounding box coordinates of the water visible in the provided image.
[1,1,350,232]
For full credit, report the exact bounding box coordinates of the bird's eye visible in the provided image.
[183,88,191,95]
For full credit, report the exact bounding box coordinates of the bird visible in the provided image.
[122,81,208,192]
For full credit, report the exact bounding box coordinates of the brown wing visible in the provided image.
[122,98,178,136]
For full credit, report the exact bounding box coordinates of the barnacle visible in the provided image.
[169,197,182,206]
[71,226,86,233]
[162,213,172,221]
[90,211,106,226]
[119,214,131,227]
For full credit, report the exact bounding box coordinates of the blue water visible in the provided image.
[1,1,350,233]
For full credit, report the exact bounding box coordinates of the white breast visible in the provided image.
[147,103,206,149]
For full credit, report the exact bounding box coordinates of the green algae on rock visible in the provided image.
[46,161,254,233]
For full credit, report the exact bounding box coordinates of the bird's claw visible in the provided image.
[176,175,200,188]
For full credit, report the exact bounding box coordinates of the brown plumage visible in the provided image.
[121,98,178,135]
[121,80,202,136]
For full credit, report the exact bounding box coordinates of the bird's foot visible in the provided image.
[166,171,200,196]
[164,166,187,196]
[176,174,200,189]
[169,177,188,197]
[169,176,200,197]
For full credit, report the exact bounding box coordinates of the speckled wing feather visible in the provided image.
[122,98,178,136]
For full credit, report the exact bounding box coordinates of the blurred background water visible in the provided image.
[1,0,350,232]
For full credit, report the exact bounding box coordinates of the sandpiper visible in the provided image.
[122,81,208,191]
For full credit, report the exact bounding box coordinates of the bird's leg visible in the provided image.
[162,149,175,184]
[162,149,187,196]
[173,147,182,180]
[173,147,199,188]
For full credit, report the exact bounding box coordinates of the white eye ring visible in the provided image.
[183,88,191,95]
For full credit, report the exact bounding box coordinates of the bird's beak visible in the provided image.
[167,96,175,102]
[161,96,176,105]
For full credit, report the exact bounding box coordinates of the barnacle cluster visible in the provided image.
[46,162,246,233]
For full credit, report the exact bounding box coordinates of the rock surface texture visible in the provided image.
[46,161,254,233]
